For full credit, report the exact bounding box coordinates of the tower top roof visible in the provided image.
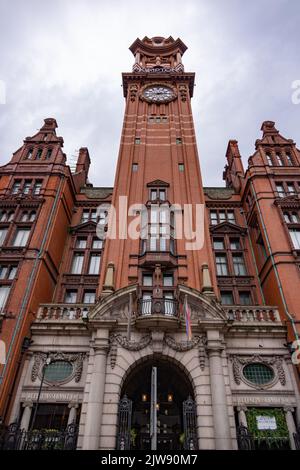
[129,36,188,56]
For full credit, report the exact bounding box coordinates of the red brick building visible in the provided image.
[0,36,299,450]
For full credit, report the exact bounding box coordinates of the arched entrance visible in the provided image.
[117,358,197,450]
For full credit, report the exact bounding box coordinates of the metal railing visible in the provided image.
[138,298,178,317]
[0,422,78,451]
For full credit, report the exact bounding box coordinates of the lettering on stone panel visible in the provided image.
[234,396,296,406]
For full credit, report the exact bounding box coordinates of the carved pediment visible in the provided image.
[147,179,169,187]
[210,221,247,235]
[89,284,138,321]
[178,285,227,323]
[70,221,97,233]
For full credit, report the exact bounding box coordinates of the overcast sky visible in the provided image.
[0,0,299,188]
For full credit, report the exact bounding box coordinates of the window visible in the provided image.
[213,239,224,250]
[210,211,218,225]
[21,212,29,222]
[275,183,285,197]
[8,266,17,279]
[132,163,138,172]
[230,238,241,250]
[143,274,153,286]
[289,229,300,249]
[233,254,247,276]
[135,137,141,144]
[11,180,21,194]
[13,228,30,246]
[0,285,10,310]
[286,153,293,166]
[227,211,235,223]
[29,211,36,221]
[150,190,157,201]
[276,153,283,166]
[33,180,42,195]
[215,254,228,276]
[287,183,295,195]
[83,291,96,304]
[164,292,175,315]
[71,253,84,274]
[64,290,77,303]
[178,163,184,172]
[150,188,166,201]
[92,238,103,249]
[0,229,8,246]
[159,190,166,201]
[81,210,90,223]
[176,138,182,144]
[88,254,101,274]
[8,211,14,222]
[45,148,52,160]
[219,211,226,223]
[26,149,33,160]
[221,291,234,305]
[266,153,273,166]
[90,209,97,222]
[44,361,73,382]
[163,274,173,287]
[36,148,43,160]
[76,238,87,249]
[23,180,32,195]
[284,212,300,224]
[243,363,274,385]
[257,233,267,260]
[239,291,252,305]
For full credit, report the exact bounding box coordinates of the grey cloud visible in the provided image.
[0,0,299,187]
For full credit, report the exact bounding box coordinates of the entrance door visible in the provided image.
[117,359,197,450]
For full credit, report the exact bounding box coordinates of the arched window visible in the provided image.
[36,148,43,160]
[26,148,33,160]
[20,211,28,222]
[29,211,36,221]
[45,148,52,159]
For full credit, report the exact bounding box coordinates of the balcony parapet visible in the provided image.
[36,303,91,321]
[223,306,282,323]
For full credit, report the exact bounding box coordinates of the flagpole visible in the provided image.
[127,292,132,340]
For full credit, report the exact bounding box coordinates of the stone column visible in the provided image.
[67,403,79,426]
[20,401,33,431]
[207,331,232,449]
[284,406,297,450]
[82,328,109,450]
[237,406,248,428]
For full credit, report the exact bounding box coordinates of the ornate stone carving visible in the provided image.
[31,353,46,382]
[109,339,118,369]
[198,336,207,371]
[32,352,86,383]
[230,354,286,388]
[164,334,201,352]
[129,84,138,102]
[179,85,187,101]
[110,334,151,351]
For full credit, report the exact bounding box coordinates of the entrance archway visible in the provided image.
[117,357,197,450]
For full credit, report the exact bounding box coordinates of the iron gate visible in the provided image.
[117,395,132,450]
[183,396,198,450]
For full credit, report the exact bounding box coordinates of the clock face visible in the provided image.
[142,86,175,103]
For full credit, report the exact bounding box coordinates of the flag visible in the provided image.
[184,296,192,341]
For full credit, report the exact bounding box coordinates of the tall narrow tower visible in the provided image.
[99,36,217,299]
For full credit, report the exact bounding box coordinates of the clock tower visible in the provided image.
[99,36,218,298]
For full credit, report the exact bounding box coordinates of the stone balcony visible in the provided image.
[36,304,91,321]
[222,306,282,323]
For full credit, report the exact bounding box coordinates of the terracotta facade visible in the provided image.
[0,36,300,450]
